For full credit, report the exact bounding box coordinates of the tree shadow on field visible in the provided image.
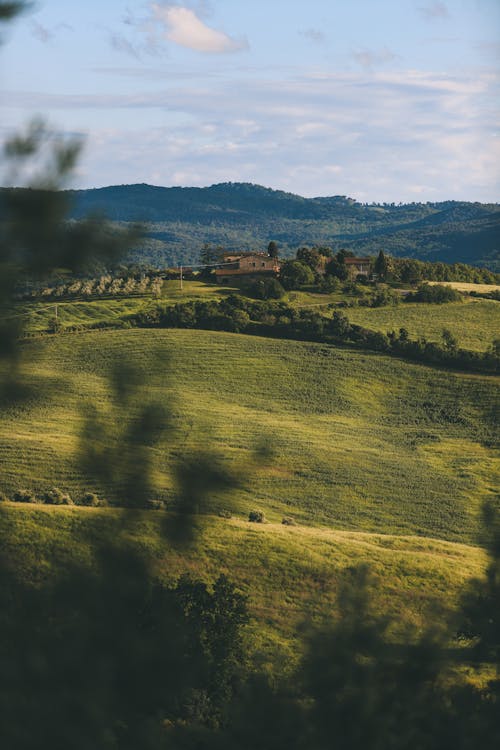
[1,5,500,747]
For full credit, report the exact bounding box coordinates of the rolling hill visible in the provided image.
[67,183,500,269]
[3,182,498,269]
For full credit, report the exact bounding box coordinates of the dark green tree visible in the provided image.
[267,240,279,258]
[296,246,320,271]
[325,253,349,281]
[279,260,314,290]
[374,250,389,280]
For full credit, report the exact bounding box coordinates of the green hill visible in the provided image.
[3,182,498,268]
[1,326,498,659]
[2,329,498,543]
[1,504,486,659]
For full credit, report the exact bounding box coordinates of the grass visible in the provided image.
[0,503,487,662]
[18,281,239,334]
[1,328,498,545]
[347,298,500,351]
[426,281,500,293]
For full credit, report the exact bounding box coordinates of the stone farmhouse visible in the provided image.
[215,253,280,284]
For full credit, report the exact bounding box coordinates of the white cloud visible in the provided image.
[150,3,248,53]
[4,67,498,201]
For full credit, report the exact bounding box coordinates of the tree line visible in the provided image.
[134,295,499,375]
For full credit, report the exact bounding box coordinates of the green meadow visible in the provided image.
[2,292,498,663]
[348,298,500,352]
[1,503,486,661]
[19,281,238,333]
[2,329,498,544]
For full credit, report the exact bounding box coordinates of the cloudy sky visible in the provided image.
[1,0,499,202]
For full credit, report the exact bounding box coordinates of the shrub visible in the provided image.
[44,487,74,505]
[13,488,37,503]
[405,283,462,304]
[247,278,285,300]
[282,516,296,526]
[218,509,232,519]
[145,499,165,510]
[248,510,265,523]
[79,492,105,507]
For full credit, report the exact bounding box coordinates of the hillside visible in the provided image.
[1,504,486,659]
[68,183,499,269]
[3,183,498,268]
[2,324,498,659]
[3,329,498,544]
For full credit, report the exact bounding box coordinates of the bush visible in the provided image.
[248,510,265,523]
[369,288,400,307]
[44,487,74,505]
[79,492,105,507]
[13,488,37,503]
[145,499,165,510]
[247,278,285,300]
[282,516,296,526]
[218,509,233,519]
[406,283,462,304]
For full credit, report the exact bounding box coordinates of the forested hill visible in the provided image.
[6,182,500,269]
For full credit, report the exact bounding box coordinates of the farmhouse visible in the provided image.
[215,252,280,284]
[344,257,372,278]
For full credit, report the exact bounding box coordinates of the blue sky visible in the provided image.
[1,0,499,201]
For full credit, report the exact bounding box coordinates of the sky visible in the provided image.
[1,0,499,202]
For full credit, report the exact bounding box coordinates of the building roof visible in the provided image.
[222,252,268,260]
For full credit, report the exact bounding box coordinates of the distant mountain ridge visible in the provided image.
[5,182,500,269]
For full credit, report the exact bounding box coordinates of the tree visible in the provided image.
[199,243,224,279]
[459,502,500,665]
[374,250,389,281]
[267,240,279,258]
[296,246,321,272]
[400,259,422,284]
[315,245,333,258]
[325,254,349,281]
[279,260,314,290]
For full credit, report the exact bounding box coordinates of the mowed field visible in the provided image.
[1,503,486,659]
[1,326,498,657]
[348,298,500,352]
[2,329,498,543]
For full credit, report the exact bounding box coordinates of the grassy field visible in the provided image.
[0,503,487,661]
[426,281,500,293]
[18,281,239,333]
[2,329,498,545]
[348,298,500,352]
[19,281,499,357]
